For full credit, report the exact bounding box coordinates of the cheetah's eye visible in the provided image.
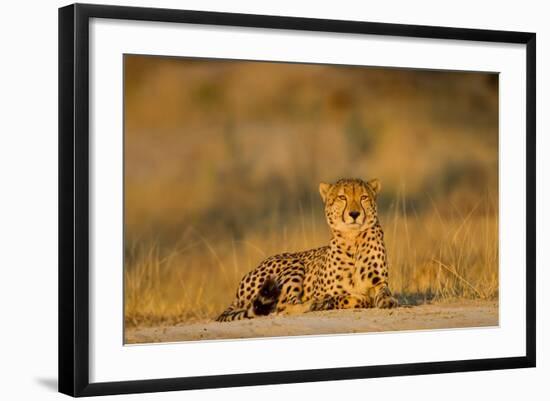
[338,195,346,201]
[360,195,368,201]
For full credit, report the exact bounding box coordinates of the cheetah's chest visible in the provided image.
[313,236,386,297]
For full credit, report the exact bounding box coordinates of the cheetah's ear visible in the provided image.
[367,178,381,196]
[319,182,332,203]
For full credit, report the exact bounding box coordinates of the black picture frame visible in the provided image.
[58,3,536,397]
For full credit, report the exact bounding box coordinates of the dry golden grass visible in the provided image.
[124,193,498,327]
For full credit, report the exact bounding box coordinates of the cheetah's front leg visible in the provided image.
[371,283,398,309]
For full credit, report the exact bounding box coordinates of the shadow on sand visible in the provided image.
[395,292,436,307]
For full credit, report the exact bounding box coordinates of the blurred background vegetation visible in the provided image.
[124,55,499,328]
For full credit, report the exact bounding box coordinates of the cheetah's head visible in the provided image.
[319,178,381,234]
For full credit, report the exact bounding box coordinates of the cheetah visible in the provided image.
[216,178,397,322]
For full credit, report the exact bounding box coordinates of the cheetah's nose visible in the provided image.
[349,211,360,220]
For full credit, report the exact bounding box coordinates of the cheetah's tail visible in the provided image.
[216,277,281,322]
[215,305,251,322]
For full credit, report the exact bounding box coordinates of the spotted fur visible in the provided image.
[216,178,397,322]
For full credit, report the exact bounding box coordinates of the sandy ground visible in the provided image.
[125,301,498,344]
